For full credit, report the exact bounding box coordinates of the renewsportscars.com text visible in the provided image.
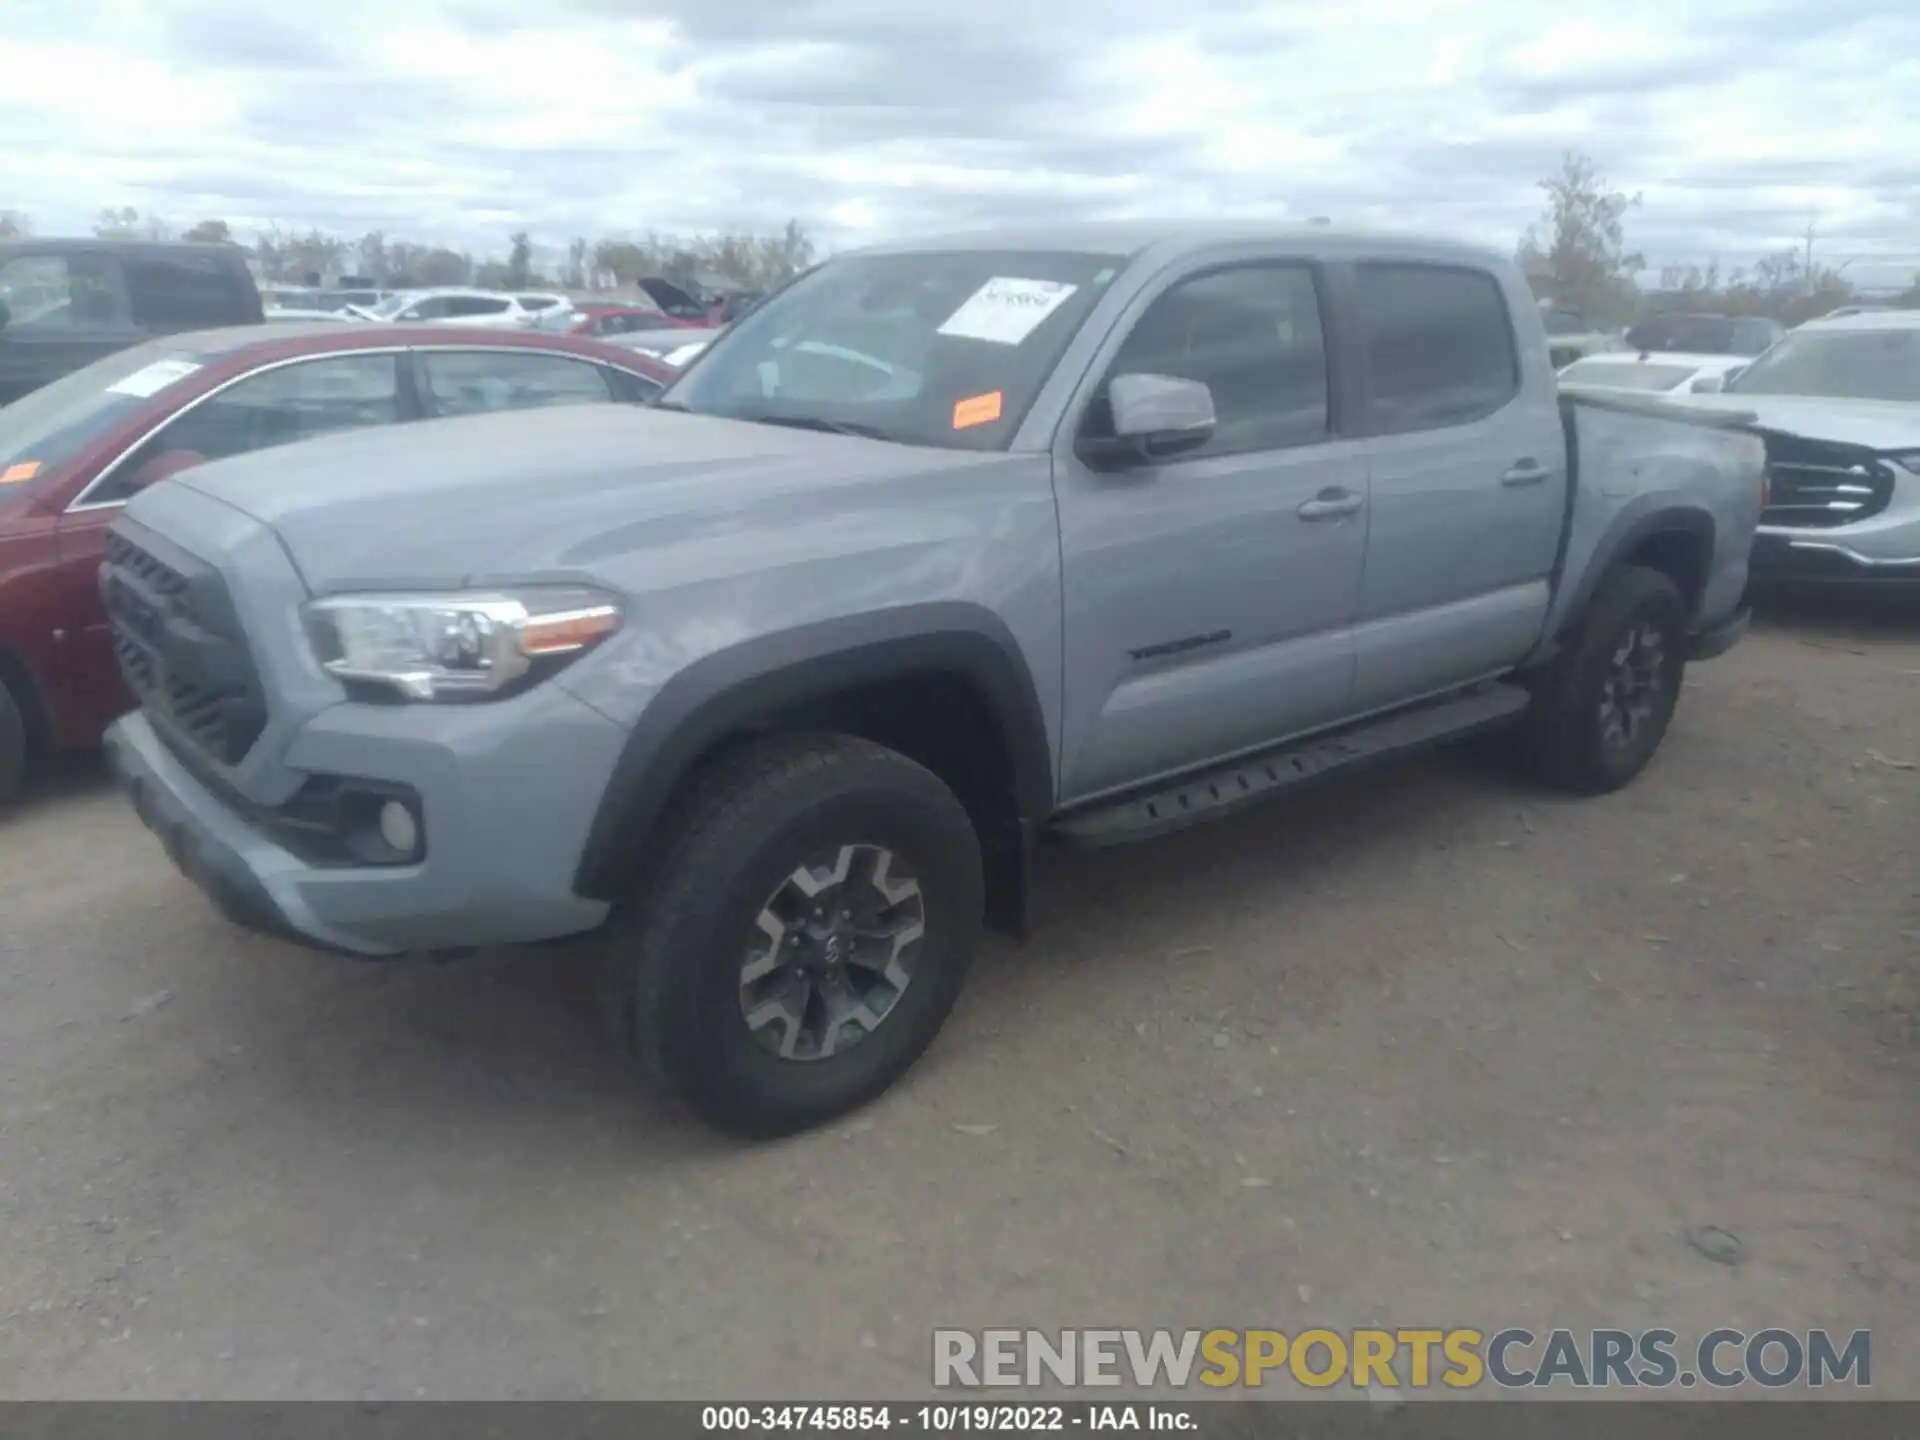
[933,1327,1871,1391]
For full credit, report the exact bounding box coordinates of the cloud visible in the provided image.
[0,0,1915,286]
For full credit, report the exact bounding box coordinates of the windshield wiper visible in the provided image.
[741,411,896,442]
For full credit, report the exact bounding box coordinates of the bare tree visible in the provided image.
[0,210,27,239]
[93,206,142,239]
[1515,152,1644,325]
[183,219,232,244]
[507,231,533,289]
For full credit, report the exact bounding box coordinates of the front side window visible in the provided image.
[1729,327,1920,403]
[447,296,511,318]
[1088,264,1329,458]
[1357,263,1519,433]
[0,253,124,329]
[419,350,614,417]
[97,353,402,503]
[663,249,1124,450]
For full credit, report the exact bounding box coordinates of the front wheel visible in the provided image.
[614,733,984,1138]
[1514,566,1688,794]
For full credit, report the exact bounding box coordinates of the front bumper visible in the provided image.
[1750,533,1920,584]
[106,686,627,957]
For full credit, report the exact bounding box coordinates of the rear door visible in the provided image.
[0,250,142,404]
[1346,261,1565,711]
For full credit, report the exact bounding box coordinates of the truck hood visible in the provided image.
[1676,394,1920,452]
[159,404,1010,593]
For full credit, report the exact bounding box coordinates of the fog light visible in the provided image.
[378,800,420,857]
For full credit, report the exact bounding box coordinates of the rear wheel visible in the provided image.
[1514,566,1688,794]
[0,681,27,808]
[614,733,984,1138]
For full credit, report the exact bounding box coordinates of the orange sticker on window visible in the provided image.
[0,461,41,485]
[952,391,1004,430]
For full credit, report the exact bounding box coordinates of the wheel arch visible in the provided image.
[573,603,1055,937]
[1558,506,1716,638]
[0,643,53,761]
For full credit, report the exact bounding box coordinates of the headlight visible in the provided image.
[305,588,620,702]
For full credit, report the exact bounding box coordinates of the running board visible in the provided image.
[1048,682,1532,847]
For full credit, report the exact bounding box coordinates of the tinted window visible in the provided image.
[98,354,402,502]
[419,350,614,417]
[1357,264,1518,432]
[1730,319,1780,356]
[517,296,559,311]
[0,253,125,329]
[398,297,448,320]
[1094,264,1329,457]
[446,296,511,318]
[124,251,248,329]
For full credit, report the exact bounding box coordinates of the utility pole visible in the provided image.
[1803,221,1818,295]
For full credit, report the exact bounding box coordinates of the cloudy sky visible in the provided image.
[2,0,1917,286]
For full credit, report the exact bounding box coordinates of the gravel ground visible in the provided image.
[1,593,1915,1400]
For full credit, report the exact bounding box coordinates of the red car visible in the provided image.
[571,301,713,337]
[0,324,673,803]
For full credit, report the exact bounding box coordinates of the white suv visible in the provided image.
[353,289,574,330]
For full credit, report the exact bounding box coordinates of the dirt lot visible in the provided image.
[1,594,1915,1400]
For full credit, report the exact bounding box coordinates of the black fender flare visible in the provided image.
[1557,505,1717,638]
[573,602,1055,902]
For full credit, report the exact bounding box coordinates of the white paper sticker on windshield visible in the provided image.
[936,277,1079,346]
[106,358,204,399]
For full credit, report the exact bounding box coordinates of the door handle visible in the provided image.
[1502,459,1551,487]
[1296,488,1363,521]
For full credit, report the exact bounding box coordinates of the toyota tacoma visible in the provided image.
[101,223,1766,1136]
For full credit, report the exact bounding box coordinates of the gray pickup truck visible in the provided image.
[101,223,1765,1136]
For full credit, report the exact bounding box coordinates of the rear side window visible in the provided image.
[419,349,615,417]
[1357,264,1519,433]
[446,296,511,318]
[124,251,249,329]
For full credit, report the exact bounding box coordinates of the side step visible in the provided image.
[1048,681,1532,847]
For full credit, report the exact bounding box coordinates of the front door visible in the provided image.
[1054,260,1369,803]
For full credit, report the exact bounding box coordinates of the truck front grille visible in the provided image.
[101,526,268,765]
[1761,436,1895,530]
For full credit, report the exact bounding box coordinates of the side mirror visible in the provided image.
[126,449,207,492]
[1081,373,1217,469]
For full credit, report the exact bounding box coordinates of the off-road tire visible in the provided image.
[0,680,27,809]
[614,733,984,1138]
[1514,565,1688,795]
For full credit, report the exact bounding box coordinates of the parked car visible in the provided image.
[347,289,574,330]
[0,326,672,804]
[571,302,679,338]
[1557,351,1751,394]
[0,239,264,404]
[318,288,392,311]
[1680,310,1920,584]
[634,277,713,326]
[264,307,360,324]
[1624,312,1784,357]
[98,223,1762,1136]
[1539,304,1620,369]
[608,328,716,364]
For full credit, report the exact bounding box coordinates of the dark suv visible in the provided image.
[0,240,264,404]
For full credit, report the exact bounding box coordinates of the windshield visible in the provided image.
[0,342,213,473]
[1729,327,1920,403]
[661,249,1126,449]
[1560,360,1695,391]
